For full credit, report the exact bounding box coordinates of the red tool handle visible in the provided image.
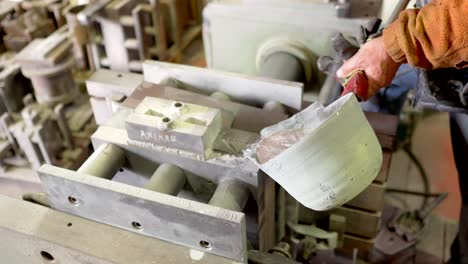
[340,71,370,101]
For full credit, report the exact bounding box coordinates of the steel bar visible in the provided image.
[54,104,74,149]
[77,144,125,179]
[386,188,444,197]
[144,163,186,196]
[209,179,250,212]
[318,74,342,106]
[258,52,305,83]
[263,101,287,115]
[210,91,231,101]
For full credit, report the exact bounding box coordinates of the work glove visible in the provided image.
[317,18,382,101]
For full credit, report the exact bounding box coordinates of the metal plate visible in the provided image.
[143,61,304,110]
[39,165,247,262]
[0,194,243,264]
[86,69,143,98]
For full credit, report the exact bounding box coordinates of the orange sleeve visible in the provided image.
[383,0,468,70]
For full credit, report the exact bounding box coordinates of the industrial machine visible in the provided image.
[0,0,207,173]
[203,0,383,102]
[0,2,96,172]
[0,60,399,263]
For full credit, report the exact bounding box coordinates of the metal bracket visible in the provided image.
[39,164,248,262]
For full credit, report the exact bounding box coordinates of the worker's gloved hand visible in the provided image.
[337,37,401,100]
[318,18,383,73]
[318,18,401,101]
[357,17,383,45]
[317,33,359,76]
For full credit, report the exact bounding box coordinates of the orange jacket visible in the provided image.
[383,0,468,70]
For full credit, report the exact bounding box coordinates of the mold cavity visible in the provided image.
[132,221,143,230]
[119,168,124,172]
[162,117,171,123]
[200,240,212,250]
[174,102,183,108]
[68,196,79,206]
[184,117,206,126]
[67,223,72,227]
[145,109,163,117]
[117,74,123,78]
[40,251,55,262]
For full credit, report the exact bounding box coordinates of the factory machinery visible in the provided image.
[0,0,441,263]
